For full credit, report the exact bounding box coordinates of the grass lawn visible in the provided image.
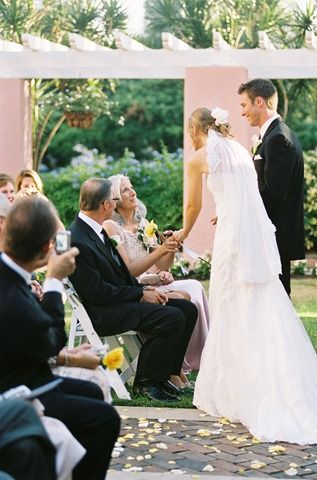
[113,276,317,408]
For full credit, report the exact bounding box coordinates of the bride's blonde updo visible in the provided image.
[188,107,232,138]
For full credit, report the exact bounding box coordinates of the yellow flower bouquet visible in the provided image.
[137,220,159,252]
[101,347,124,370]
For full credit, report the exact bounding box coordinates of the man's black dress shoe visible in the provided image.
[159,380,183,397]
[134,383,180,402]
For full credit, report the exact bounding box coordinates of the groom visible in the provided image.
[238,78,305,295]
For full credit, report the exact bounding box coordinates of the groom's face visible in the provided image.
[239,92,261,127]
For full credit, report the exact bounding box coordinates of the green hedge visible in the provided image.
[304,151,317,252]
[43,147,317,252]
[43,145,183,230]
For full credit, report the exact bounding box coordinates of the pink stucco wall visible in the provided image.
[183,66,256,256]
[0,79,32,177]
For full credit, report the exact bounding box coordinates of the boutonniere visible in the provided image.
[109,235,122,248]
[251,134,262,155]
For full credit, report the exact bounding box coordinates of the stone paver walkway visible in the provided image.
[108,407,317,479]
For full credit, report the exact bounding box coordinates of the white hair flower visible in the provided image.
[211,107,229,126]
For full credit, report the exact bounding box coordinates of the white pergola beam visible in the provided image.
[213,31,231,50]
[0,39,26,52]
[22,34,69,52]
[69,33,109,51]
[0,48,316,79]
[258,31,276,50]
[113,31,149,51]
[305,30,317,50]
[162,32,192,51]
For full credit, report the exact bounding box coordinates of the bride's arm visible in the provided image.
[102,220,178,277]
[175,149,208,242]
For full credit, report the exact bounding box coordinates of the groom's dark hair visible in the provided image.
[238,78,278,110]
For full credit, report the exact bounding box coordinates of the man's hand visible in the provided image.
[141,289,168,305]
[31,280,43,301]
[46,247,79,281]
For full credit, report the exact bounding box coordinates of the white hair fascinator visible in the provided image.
[211,107,229,126]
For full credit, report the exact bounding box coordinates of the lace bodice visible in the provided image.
[108,219,149,262]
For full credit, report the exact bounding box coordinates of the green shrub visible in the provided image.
[304,151,317,252]
[43,146,317,254]
[43,144,183,228]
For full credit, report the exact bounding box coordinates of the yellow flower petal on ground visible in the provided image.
[138,440,149,445]
[219,417,231,425]
[102,347,124,370]
[268,445,286,455]
[252,437,261,444]
[149,448,158,453]
[289,463,299,468]
[226,435,237,441]
[168,460,176,464]
[197,429,212,437]
[250,460,266,469]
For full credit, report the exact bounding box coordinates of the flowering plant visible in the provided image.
[101,347,124,370]
[251,134,262,155]
[211,107,229,126]
[138,220,159,252]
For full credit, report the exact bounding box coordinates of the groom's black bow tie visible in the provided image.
[100,229,121,267]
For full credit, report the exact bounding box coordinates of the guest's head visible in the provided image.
[238,78,278,127]
[0,173,15,203]
[0,193,11,249]
[3,197,58,264]
[188,108,231,150]
[108,174,146,224]
[79,177,115,223]
[15,169,44,194]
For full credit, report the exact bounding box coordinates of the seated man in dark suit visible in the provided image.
[0,197,120,480]
[69,177,198,401]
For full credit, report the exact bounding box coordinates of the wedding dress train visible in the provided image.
[193,131,317,444]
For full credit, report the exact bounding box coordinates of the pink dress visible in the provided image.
[108,219,210,373]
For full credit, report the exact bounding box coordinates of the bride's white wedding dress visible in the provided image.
[193,130,317,444]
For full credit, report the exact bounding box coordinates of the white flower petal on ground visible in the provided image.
[285,467,298,476]
[155,443,168,450]
[203,464,215,472]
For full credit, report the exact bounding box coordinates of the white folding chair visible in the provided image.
[63,279,141,400]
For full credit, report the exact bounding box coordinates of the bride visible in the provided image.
[174,106,317,444]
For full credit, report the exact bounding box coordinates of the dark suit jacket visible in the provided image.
[69,216,145,335]
[254,118,305,260]
[0,257,66,393]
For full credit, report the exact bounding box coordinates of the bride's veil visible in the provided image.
[207,129,281,284]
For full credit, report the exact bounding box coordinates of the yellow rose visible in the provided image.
[144,220,158,237]
[102,347,124,370]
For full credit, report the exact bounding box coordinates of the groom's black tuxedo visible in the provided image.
[69,216,197,385]
[254,118,305,292]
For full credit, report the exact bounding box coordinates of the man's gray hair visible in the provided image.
[0,193,11,217]
[79,178,112,211]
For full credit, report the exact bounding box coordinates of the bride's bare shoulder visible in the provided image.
[188,146,208,172]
